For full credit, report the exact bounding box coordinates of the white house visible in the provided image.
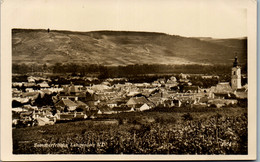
[135,103,151,111]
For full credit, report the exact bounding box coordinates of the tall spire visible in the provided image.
[231,55,242,90]
[233,56,238,67]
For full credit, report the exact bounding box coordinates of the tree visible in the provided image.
[98,66,109,79]
[75,106,84,112]
[34,93,54,107]
[53,63,63,73]
[43,63,48,73]
[12,100,23,108]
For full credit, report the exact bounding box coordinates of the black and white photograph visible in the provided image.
[1,0,257,160]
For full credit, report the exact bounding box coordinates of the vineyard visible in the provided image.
[13,107,247,154]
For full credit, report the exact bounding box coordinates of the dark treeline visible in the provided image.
[12,63,247,78]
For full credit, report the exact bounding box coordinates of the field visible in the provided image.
[13,107,248,154]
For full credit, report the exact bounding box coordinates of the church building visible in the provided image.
[231,56,242,90]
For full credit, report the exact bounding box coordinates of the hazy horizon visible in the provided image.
[6,0,247,39]
[12,28,248,40]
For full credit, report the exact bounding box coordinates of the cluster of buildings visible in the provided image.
[12,57,247,127]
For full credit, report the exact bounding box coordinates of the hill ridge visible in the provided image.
[12,28,247,66]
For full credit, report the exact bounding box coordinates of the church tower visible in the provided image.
[231,56,242,90]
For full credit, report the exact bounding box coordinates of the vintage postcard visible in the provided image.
[1,0,257,161]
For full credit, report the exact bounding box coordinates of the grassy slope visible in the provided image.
[12,29,247,66]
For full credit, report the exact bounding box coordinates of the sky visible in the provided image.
[3,0,247,38]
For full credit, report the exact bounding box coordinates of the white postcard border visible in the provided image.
[1,0,257,160]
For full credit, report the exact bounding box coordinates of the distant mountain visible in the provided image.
[12,29,247,66]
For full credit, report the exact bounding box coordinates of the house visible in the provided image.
[92,93,107,101]
[47,87,64,93]
[41,89,52,95]
[165,79,178,89]
[179,73,189,79]
[85,109,98,118]
[35,107,52,117]
[208,99,238,108]
[55,111,87,121]
[148,97,161,106]
[179,74,190,83]
[25,88,34,92]
[12,82,23,87]
[135,83,149,88]
[157,78,166,84]
[61,84,84,96]
[19,112,33,125]
[192,103,208,108]
[37,81,50,88]
[169,86,180,92]
[199,88,211,93]
[23,104,38,111]
[141,88,158,97]
[146,101,156,109]
[58,93,86,102]
[214,93,231,99]
[86,101,97,109]
[150,91,170,98]
[36,116,55,126]
[198,96,209,104]
[21,92,40,100]
[23,82,36,87]
[127,91,141,97]
[70,85,84,95]
[215,82,232,92]
[234,89,247,99]
[148,91,171,106]
[179,97,195,107]
[182,86,199,93]
[56,113,75,121]
[75,100,88,107]
[116,99,128,106]
[152,80,161,87]
[12,97,30,104]
[233,88,247,107]
[126,96,150,108]
[169,76,177,81]
[201,75,219,79]
[107,101,118,108]
[73,112,88,120]
[27,76,35,83]
[12,107,27,113]
[112,106,134,113]
[55,99,78,112]
[135,103,151,111]
[97,105,112,114]
[161,100,173,107]
[172,99,182,107]
[92,84,110,91]
[179,78,190,83]
[12,88,22,97]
